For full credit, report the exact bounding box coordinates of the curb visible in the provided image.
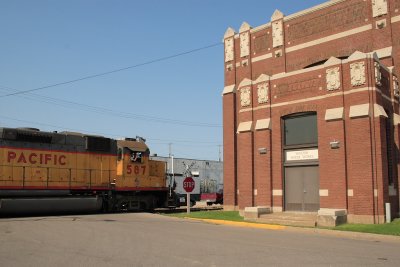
[185,217,286,230]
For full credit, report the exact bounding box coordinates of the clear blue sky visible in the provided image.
[0,0,325,160]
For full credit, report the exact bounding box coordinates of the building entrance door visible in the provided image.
[284,166,319,212]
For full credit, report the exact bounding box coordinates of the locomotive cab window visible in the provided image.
[130,151,142,163]
[117,148,123,161]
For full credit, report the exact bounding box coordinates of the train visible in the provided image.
[0,127,175,215]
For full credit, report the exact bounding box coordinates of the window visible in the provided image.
[284,112,318,147]
[384,115,394,185]
[117,148,122,161]
[130,151,142,163]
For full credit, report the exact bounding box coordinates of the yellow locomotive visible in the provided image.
[0,127,172,214]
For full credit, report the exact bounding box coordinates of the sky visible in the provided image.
[0,0,326,161]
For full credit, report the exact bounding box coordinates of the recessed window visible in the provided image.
[284,113,318,146]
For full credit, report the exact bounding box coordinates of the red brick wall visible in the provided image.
[223,93,237,208]
[222,0,400,221]
[237,132,254,209]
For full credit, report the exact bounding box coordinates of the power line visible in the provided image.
[0,115,221,145]
[0,42,222,98]
[0,85,221,128]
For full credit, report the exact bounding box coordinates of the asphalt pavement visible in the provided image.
[0,212,399,266]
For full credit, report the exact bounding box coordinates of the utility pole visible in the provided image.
[168,143,174,197]
[218,145,222,162]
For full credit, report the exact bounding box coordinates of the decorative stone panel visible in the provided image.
[374,62,382,86]
[394,76,399,97]
[240,32,250,58]
[224,37,234,62]
[257,83,269,104]
[350,62,366,86]
[240,87,251,107]
[326,67,340,91]
[272,20,283,48]
[372,0,388,18]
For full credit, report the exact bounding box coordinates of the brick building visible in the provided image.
[222,0,400,225]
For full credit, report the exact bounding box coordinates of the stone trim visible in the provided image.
[347,51,367,62]
[286,24,372,53]
[349,104,370,118]
[272,189,282,196]
[317,208,347,226]
[237,121,253,133]
[223,27,236,39]
[325,107,344,121]
[284,0,347,22]
[376,88,394,103]
[254,74,270,84]
[270,65,325,81]
[255,119,271,130]
[252,47,390,73]
[238,78,252,88]
[348,189,354,197]
[374,104,388,118]
[323,57,342,67]
[244,206,271,219]
[318,208,347,216]
[272,206,283,212]
[239,22,251,33]
[239,87,398,113]
[319,189,329,197]
[392,15,400,23]
[347,214,384,224]
[249,1,346,35]
[393,114,400,125]
[252,53,273,63]
[222,84,236,95]
[271,9,284,21]
[250,22,271,34]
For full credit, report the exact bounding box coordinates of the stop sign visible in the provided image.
[183,177,195,193]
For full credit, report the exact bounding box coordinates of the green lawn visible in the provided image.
[167,211,400,236]
[167,210,244,222]
[333,219,400,236]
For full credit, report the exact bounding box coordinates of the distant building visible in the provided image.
[222,0,400,225]
[150,156,223,199]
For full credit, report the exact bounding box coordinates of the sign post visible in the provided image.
[183,176,195,214]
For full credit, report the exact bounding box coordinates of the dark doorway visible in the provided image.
[282,112,319,212]
[284,166,320,212]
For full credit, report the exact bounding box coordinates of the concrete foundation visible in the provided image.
[244,206,271,220]
[317,209,347,227]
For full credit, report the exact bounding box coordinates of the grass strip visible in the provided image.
[333,219,400,236]
[166,211,400,236]
[167,210,244,222]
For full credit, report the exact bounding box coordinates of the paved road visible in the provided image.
[0,213,399,267]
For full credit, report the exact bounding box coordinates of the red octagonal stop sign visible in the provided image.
[183,177,195,193]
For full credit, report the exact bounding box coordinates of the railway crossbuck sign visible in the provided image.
[183,177,195,193]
